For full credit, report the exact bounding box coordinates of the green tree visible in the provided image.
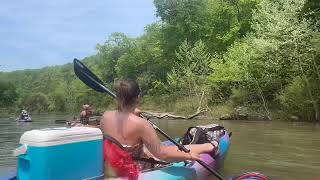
[209,0,320,121]
[154,0,259,57]
[96,32,136,83]
[23,93,49,114]
[167,40,212,98]
[302,0,320,27]
[0,80,18,107]
[48,89,67,112]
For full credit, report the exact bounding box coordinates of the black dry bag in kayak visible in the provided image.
[179,124,225,145]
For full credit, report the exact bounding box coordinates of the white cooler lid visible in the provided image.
[20,127,103,147]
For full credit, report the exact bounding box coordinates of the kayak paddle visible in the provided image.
[54,119,69,124]
[73,58,226,180]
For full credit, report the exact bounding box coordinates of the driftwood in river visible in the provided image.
[141,108,208,119]
[141,91,208,120]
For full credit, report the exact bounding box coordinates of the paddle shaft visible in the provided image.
[73,59,226,180]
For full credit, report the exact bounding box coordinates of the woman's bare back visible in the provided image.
[101,110,214,163]
[100,111,143,146]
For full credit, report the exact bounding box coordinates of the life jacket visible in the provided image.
[80,110,92,124]
[21,113,29,119]
[84,110,92,119]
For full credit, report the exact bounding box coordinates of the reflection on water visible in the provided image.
[0,115,319,179]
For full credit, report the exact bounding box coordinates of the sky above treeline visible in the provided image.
[0,0,158,72]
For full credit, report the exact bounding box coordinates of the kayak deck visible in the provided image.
[16,117,32,122]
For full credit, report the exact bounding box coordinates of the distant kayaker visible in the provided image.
[100,80,219,179]
[19,110,29,120]
[80,104,92,125]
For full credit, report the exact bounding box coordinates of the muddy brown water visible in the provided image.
[0,114,319,179]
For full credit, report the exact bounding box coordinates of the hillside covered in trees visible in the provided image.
[1,0,319,121]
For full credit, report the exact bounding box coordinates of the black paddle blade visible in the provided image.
[73,58,106,93]
[73,58,116,98]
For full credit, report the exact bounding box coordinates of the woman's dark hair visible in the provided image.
[115,80,141,111]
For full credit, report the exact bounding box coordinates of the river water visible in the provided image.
[0,114,319,179]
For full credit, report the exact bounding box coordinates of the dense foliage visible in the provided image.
[0,0,319,121]
[0,80,18,108]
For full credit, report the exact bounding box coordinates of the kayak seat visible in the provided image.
[178,125,225,157]
[179,125,225,145]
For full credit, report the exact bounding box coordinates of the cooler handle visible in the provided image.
[13,144,28,156]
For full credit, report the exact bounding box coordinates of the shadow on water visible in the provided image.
[0,115,319,179]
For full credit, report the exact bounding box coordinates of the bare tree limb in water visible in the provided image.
[142,92,208,120]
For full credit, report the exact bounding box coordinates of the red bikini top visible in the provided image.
[103,136,139,180]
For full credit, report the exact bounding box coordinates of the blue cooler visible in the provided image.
[15,127,103,180]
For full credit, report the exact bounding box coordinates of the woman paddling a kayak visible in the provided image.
[100,80,219,180]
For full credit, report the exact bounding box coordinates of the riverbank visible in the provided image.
[140,96,309,122]
[0,96,314,122]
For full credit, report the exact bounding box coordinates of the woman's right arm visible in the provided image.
[139,119,202,162]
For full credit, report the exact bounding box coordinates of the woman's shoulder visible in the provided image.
[128,114,150,129]
[100,111,116,126]
[102,110,116,117]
